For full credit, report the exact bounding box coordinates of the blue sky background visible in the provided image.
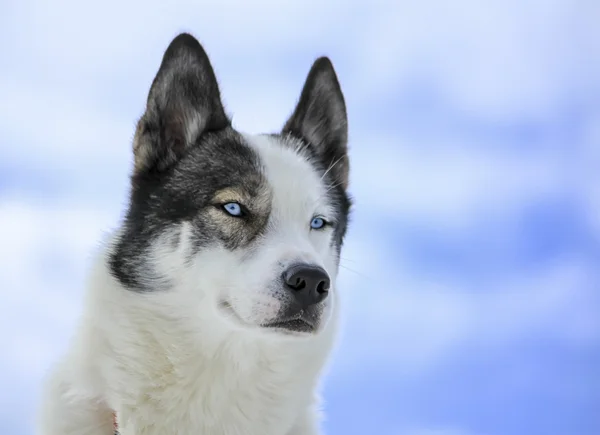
[1,1,599,434]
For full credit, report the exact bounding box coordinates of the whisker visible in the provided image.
[338,264,369,279]
[324,180,344,194]
[320,155,345,182]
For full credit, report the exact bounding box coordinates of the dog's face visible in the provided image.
[109,34,351,337]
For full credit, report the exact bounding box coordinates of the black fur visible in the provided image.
[134,32,231,175]
[282,56,350,191]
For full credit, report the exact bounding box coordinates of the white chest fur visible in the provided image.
[43,257,339,435]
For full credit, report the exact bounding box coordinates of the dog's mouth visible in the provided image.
[262,317,315,333]
[218,301,316,334]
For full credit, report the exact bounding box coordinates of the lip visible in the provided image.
[218,301,315,334]
[262,318,315,333]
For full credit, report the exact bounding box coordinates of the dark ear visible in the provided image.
[133,33,230,175]
[282,57,349,190]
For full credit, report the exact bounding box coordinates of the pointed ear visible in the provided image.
[282,57,349,190]
[133,33,230,175]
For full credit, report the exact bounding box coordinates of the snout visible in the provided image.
[218,262,333,335]
[282,263,330,309]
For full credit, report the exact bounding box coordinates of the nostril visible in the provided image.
[292,278,306,290]
[316,280,329,294]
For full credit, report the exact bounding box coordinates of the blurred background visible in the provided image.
[1,1,599,434]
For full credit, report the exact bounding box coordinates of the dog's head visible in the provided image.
[109,33,351,337]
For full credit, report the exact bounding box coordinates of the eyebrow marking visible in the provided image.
[213,187,245,203]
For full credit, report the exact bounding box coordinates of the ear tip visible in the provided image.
[170,32,201,48]
[162,32,207,63]
[309,56,343,88]
[312,56,336,72]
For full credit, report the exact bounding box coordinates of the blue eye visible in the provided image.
[223,202,243,217]
[310,217,326,230]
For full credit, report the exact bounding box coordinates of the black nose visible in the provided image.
[283,264,330,308]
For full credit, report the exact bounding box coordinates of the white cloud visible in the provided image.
[2,0,354,82]
[0,77,132,161]
[0,197,120,380]
[332,233,599,376]
[352,0,600,120]
[347,134,570,230]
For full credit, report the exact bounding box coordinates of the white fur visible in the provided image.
[38,134,341,435]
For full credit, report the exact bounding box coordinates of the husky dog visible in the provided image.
[38,33,351,435]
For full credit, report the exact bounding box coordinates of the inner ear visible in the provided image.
[133,33,230,175]
[282,57,349,190]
